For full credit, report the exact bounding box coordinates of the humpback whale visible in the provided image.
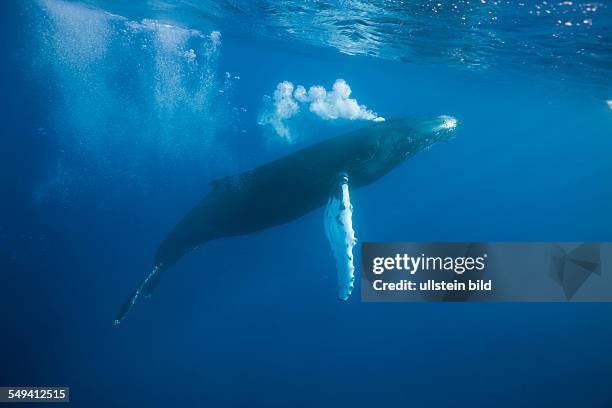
[114,115,457,325]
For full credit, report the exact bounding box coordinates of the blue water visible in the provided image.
[2,0,612,406]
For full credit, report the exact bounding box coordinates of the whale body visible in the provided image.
[114,115,457,324]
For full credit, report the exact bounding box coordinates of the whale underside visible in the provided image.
[114,116,457,324]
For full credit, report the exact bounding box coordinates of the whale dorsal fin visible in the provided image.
[209,176,230,190]
[209,173,246,192]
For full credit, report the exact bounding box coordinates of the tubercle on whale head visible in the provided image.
[343,115,457,186]
[430,115,458,143]
[398,114,458,142]
[432,115,458,135]
[375,114,458,158]
[412,115,458,153]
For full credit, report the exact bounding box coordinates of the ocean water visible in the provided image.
[2,0,612,406]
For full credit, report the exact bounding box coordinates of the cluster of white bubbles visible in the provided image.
[258,79,384,142]
[32,0,239,204]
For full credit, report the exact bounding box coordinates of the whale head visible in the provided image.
[347,115,457,186]
[380,115,457,157]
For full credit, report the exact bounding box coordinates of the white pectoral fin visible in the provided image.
[324,173,357,301]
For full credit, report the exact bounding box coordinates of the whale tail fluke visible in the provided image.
[113,264,163,326]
